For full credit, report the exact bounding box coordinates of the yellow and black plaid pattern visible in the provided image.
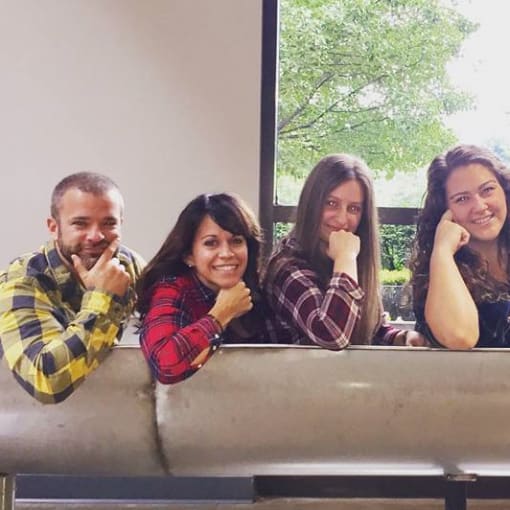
[0,241,144,404]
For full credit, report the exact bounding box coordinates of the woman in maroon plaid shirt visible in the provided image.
[136,193,276,384]
[263,154,426,349]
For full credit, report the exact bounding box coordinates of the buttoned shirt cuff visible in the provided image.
[376,326,401,346]
[81,289,129,326]
[200,314,224,350]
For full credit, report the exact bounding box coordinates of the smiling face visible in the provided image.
[319,179,364,244]
[184,215,248,292]
[446,163,507,250]
[47,188,123,270]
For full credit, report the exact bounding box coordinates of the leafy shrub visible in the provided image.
[380,268,410,285]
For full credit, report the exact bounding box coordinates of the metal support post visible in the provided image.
[444,473,477,510]
[0,474,15,510]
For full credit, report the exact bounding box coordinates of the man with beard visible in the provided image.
[0,172,144,403]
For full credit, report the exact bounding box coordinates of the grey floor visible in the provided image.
[14,499,510,509]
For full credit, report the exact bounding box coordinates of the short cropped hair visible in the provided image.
[50,172,123,219]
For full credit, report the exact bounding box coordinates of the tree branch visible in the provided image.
[279,74,388,137]
[277,71,335,132]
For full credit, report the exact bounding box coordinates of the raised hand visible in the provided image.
[327,229,360,263]
[72,238,131,297]
[326,229,360,281]
[208,281,253,329]
[434,209,470,255]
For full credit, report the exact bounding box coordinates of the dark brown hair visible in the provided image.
[136,193,262,318]
[410,144,510,308]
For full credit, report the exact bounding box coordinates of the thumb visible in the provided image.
[71,254,88,281]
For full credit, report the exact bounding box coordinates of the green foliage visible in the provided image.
[278,0,477,179]
[380,268,411,285]
[380,224,415,270]
[273,222,292,244]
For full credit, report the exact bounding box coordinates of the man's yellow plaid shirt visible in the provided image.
[0,241,144,403]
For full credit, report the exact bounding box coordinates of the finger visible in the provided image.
[191,346,211,367]
[459,230,470,247]
[71,254,88,280]
[441,209,454,222]
[96,238,120,266]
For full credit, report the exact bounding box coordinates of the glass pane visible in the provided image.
[275,0,510,319]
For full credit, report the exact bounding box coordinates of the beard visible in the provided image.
[56,235,110,271]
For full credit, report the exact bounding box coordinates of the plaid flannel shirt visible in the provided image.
[264,239,399,349]
[139,271,277,385]
[0,240,144,404]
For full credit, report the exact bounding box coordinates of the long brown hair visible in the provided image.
[410,144,510,309]
[267,153,383,344]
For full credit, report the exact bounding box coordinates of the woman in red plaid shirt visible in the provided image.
[263,154,426,349]
[136,193,276,384]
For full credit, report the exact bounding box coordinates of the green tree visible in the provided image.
[380,224,416,270]
[278,0,477,179]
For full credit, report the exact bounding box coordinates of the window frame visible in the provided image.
[258,0,418,258]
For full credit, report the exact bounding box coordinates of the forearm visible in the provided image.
[425,249,479,349]
[0,286,130,403]
[333,258,358,283]
[274,270,364,350]
[372,324,400,346]
[140,314,222,384]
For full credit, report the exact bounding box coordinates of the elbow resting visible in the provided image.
[29,387,76,405]
[436,327,479,350]
[314,337,350,351]
[150,361,195,385]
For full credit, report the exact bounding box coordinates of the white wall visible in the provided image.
[0,0,263,266]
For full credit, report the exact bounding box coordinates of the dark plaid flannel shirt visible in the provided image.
[0,241,144,404]
[264,241,398,349]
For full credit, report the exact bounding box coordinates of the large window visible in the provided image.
[260,0,510,318]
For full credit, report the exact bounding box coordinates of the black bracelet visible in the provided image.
[206,314,224,333]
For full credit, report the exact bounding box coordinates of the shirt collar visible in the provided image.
[189,270,217,302]
[44,240,83,290]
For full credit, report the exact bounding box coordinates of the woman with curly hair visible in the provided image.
[410,144,510,349]
[263,153,425,348]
